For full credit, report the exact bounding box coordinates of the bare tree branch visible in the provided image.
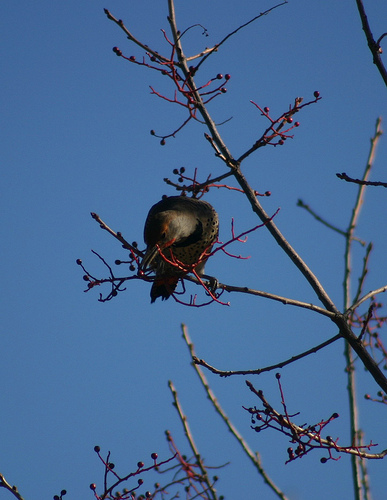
[103,1,387,393]
[168,380,219,500]
[0,473,24,500]
[104,9,170,64]
[337,172,387,187]
[297,199,366,243]
[185,275,336,317]
[181,325,289,500]
[193,1,288,72]
[342,117,383,500]
[90,212,143,257]
[192,333,342,377]
[354,0,387,87]
[348,285,387,313]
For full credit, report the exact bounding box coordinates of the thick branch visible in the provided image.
[166,5,387,392]
[167,3,337,313]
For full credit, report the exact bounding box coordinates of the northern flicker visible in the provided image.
[141,195,219,303]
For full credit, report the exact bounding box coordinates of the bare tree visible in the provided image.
[77,2,387,499]
[3,1,385,499]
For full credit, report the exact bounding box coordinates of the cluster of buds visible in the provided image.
[245,374,378,463]
[348,301,387,371]
[164,166,271,199]
[87,433,223,500]
[247,91,321,151]
[90,446,174,500]
[111,40,232,144]
[53,490,67,500]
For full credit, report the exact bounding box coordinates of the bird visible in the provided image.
[141,195,219,303]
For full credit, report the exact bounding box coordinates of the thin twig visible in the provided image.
[337,172,387,187]
[342,117,383,500]
[163,170,234,193]
[90,212,143,257]
[0,474,24,500]
[349,285,387,313]
[181,325,289,500]
[194,1,288,72]
[168,380,219,500]
[185,276,336,318]
[104,9,169,63]
[352,242,373,307]
[354,0,387,87]
[297,199,366,244]
[192,333,342,377]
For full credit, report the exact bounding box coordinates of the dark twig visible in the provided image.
[354,0,387,87]
[336,172,387,187]
[337,117,383,188]
[193,332,342,377]
[194,1,288,72]
[352,242,373,307]
[185,276,336,317]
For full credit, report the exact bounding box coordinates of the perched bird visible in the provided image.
[142,195,219,302]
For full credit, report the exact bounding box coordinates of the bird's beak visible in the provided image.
[141,238,176,271]
[140,245,160,271]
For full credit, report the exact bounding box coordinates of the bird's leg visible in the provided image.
[201,274,219,295]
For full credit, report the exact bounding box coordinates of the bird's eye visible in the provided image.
[161,231,166,240]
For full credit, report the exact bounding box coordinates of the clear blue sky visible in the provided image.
[2,1,387,499]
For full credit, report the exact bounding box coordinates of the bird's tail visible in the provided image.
[150,276,179,303]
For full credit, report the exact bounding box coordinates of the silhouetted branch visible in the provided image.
[192,333,341,377]
[354,0,387,86]
[336,172,387,187]
[193,1,288,72]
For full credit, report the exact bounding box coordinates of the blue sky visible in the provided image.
[2,1,387,499]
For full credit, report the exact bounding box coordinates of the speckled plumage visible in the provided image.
[142,196,219,302]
